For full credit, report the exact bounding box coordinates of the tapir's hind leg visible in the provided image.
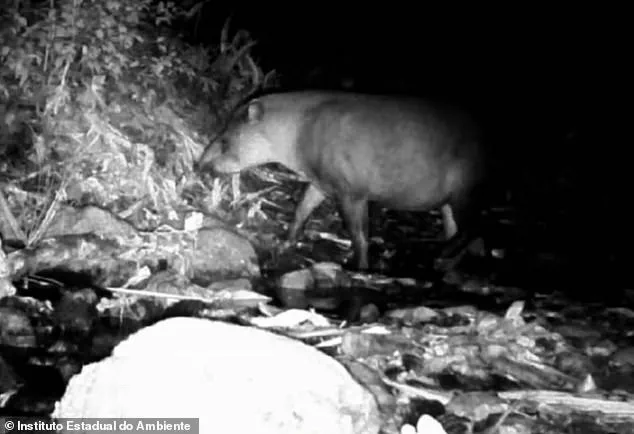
[435,190,487,272]
[440,204,458,240]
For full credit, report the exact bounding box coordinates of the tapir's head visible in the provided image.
[197,99,286,175]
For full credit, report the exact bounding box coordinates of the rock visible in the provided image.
[0,306,36,348]
[43,205,138,239]
[277,268,313,309]
[53,317,380,434]
[190,227,260,286]
[276,262,353,310]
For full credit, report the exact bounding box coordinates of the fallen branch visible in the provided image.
[499,389,634,420]
[103,285,271,304]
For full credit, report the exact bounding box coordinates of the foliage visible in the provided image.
[0,0,274,244]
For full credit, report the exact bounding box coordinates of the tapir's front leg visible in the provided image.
[338,194,370,270]
[288,183,327,243]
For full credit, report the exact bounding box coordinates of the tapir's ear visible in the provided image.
[247,101,264,123]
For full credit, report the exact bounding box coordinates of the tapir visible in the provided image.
[197,91,487,271]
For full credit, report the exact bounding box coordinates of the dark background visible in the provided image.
[198,5,624,103]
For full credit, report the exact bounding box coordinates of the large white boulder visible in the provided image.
[53,317,381,434]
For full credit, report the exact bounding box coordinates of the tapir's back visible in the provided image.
[274,92,485,210]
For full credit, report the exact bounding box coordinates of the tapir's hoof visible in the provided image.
[356,261,369,272]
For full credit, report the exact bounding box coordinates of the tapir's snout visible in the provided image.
[210,154,242,175]
[196,151,242,176]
